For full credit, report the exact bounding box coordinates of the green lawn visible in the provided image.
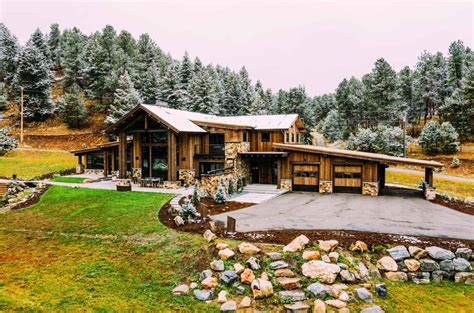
[50,176,87,183]
[0,149,76,179]
[0,186,473,312]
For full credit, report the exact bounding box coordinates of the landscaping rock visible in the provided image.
[454,272,474,284]
[339,291,350,301]
[203,229,217,242]
[234,263,244,274]
[275,268,296,277]
[419,258,440,272]
[218,290,228,303]
[284,302,310,312]
[239,296,251,308]
[284,235,310,252]
[375,283,387,298]
[376,256,398,272]
[408,272,430,284]
[455,247,472,260]
[325,299,346,309]
[220,300,237,311]
[340,270,356,283]
[439,259,454,271]
[357,262,370,281]
[351,240,368,252]
[172,284,189,295]
[270,260,289,270]
[361,305,385,313]
[426,246,455,260]
[384,271,408,282]
[216,243,229,250]
[194,289,213,301]
[210,260,225,271]
[453,258,472,272]
[246,256,261,270]
[201,277,218,289]
[313,299,326,313]
[220,271,238,285]
[408,246,428,259]
[404,259,420,272]
[431,270,449,282]
[328,252,339,263]
[302,260,341,284]
[200,269,213,281]
[321,255,331,263]
[238,242,260,255]
[338,263,348,270]
[277,277,301,290]
[190,282,197,289]
[387,245,410,261]
[318,240,338,252]
[370,268,382,279]
[303,250,320,260]
[251,278,274,299]
[260,272,269,280]
[266,252,283,261]
[328,284,348,298]
[307,283,330,299]
[174,216,184,226]
[218,248,235,261]
[278,290,307,302]
[354,287,372,303]
[240,268,255,284]
[235,285,245,295]
[397,261,407,272]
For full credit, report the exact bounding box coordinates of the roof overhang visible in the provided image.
[273,143,443,168]
[238,151,288,158]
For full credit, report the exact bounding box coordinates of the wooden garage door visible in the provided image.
[293,164,319,191]
[334,165,362,193]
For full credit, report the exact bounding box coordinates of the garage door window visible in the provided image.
[334,172,361,179]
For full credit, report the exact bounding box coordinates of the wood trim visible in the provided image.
[168,131,177,181]
[118,132,127,178]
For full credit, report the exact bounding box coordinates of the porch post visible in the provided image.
[379,164,386,189]
[168,130,177,181]
[277,159,282,189]
[425,167,433,187]
[103,150,109,177]
[119,132,127,178]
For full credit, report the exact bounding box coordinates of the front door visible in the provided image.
[251,164,260,183]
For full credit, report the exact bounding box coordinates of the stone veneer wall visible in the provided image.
[163,181,181,189]
[76,164,85,174]
[132,167,142,179]
[424,186,436,200]
[179,169,196,185]
[319,180,333,194]
[280,179,292,191]
[84,169,104,175]
[225,142,251,185]
[362,181,379,196]
[201,173,233,197]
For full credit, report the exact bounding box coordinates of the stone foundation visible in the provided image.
[225,142,251,185]
[424,186,436,200]
[84,169,104,176]
[163,181,182,189]
[179,169,196,185]
[201,173,233,198]
[362,181,379,196]
[319,180,333,194]
[76,164,84,174]
[280,179,292,191]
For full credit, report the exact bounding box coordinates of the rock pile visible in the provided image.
[0,181,45,213]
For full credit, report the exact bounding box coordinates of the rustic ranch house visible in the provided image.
[72,102,442,199]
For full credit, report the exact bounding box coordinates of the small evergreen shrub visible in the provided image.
[451,157,461,168]
[237,175,244,193]
[0,127,18,156]
[228,176,235,195]
[181,198,198,223]
[214,179,227,204]
[192,182,201,204]
[419,121,459,154]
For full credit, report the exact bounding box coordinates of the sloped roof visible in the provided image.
[273,143,443,168]
[141,104,208,133]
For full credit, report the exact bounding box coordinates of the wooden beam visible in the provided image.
[425,167,433,187]
[118,132,127,178]
[103,150,109,177]
[168,131,177,181]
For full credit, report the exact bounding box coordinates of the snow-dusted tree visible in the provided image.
[0,23,20,88]
[373,125,405,156]
[192,182,201,204]
[419,121,459,154]
[12,43,53,120]
[0,127,18,155]
[57,83,88,128]
[222,71,243,115]
[335,77,365,136]
[138,61,161,104]
[106,72,141,125]
[189,65,218,113]
[249,80,268,115]
[440,88,471,142]
[398,66,417,123]
[47,23,62,69]
[0,94,7,111]
[320,109,342,142]
[237,175,243,193]
[134,33,159,98]
[62,27,86,87]
[346,128,377,152]
[238,67,254,114]
[439,122,460,153]
[214,178,227,204]
[175,52,193,109]
[180,198,198,223]
[160,63,180,108]
[228,176,235,195]
[313,93,336,124]
[29,28,51,65]
[447,40,467,91]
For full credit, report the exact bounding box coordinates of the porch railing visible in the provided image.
[194,144,225,156]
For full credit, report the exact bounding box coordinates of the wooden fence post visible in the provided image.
[227,216,236,233]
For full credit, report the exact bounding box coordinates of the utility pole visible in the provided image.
[20,87,24,145]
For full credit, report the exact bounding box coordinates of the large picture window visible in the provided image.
[87,153,104,169]
[200,162,224,175]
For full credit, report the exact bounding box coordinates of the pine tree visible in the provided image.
[160,63,180,108]
[447,40,466,90]
[192,182,201,204]
[346,128,377,152]
[214,179,227,204]
[62,27,86,87]
[48,23,62,69]
[175,52,193,109]
[189,65,218,113]
[140,61,161,103]
[237,175,244,193]
[238,67,254,115]
[222,71,243,115]
[418,121,459,154]
[134,33,159,98]
[228,176,235,195]
[0,23,20,88]
[106,72,141,125]
[57,83,88,128]
[313,93,336,124]
[249,80,268,115]
[12,42,53,120]
[29,28,51,67]
[0,127,18,155]
[335,77,365,136]
[398,66,417,123]
[180,198,198,223]
[320,110,342,142]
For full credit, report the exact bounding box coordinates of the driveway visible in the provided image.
[212,192,474,240]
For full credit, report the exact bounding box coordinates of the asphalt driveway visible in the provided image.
[212,192,474,240]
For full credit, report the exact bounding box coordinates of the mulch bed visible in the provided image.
[431,197,474,215]
[178,196,255,215]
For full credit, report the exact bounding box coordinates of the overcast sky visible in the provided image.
[1,0,472,95]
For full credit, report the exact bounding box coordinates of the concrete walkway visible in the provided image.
[387,167,474,183]
[229,184,287,204]
[212,192,474,240]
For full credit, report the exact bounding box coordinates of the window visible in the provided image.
[296,134,300,143]
[294,170,318,177]
[86,153,104,169]
[261,132,270,142]
[286,133,289,143]
[200,162,224,175]
[243,132,248,142]
[334,172,361,179]
[291,133,295,142]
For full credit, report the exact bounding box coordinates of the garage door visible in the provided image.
[293,164,319,192]
[334,165,362,193]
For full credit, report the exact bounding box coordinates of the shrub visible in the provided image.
[180,198,198,223]
[228,176,235,195]
[237,175,244,193]
[192,182,201,204]
[346,125,407,156]
[451,157,461,168]
[419,121,459,154]
[0,127,18,156]
[0,94,8,111]
[214,179,227,204]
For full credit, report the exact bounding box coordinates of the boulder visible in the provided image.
[303,250,321,260]
[238,242,261,255]
[218,290,228,303]
[190,282,197,289]
[194,289,213,301]
[387,246,410,261]
[216,243,229,250]
[246,256,261,270]
[234,263,245,274]
[354,287,373,303]
[328,284,348,298]
[203,229,217,242]
[277,277,301,290]
[284,302,310,312]
[357,262,370,281]
[338,292,350,301]
[408,272,430,284]
[361,306,385,313]
[321,255,331,263]
[455,247,472,260]
[431,270,449,282]
[397,261,407,272]
[419,258,440,272]
[275,268,296,277]
[426,246,455,260]
[284,235,310,252]
[307,283,330,299]
[235,285,245,295]
[338,263,348,270]
[384,271,408,282]
[453,258,472,272]
[172,284,189,295]
[318,240,338,252]
[278,290,307,302]
[240,268,255,284]
[260,272,269,281]
[174,216,184,226]
[239,296,251,308]
[201,277,218,289]
[302,260,341,284]
[220,300,237,311]
[408,246,428,259]
[370,268,382,280]
[376,256,398,272]
[220,270,238,285]
[325,299,346,309]
[375,283,387,298]
[351,240,368,252]
[266,252,283,261]
[454,272,474,284]
[403,259,420,272]
[439,259,454,271]
[340,270,356,283]
[200,269,213,281]
[251,278,274,299]
[270,260,289,270]
[313,299,326,313]
[210,260,225,271]
[328,252,339,263]
[218,248,235,261]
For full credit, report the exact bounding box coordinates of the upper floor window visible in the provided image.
[291,133,295,142]
[296,133,300,143]
[261,132,270,142]
[286,133,289,143]
[243,132,248,142]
